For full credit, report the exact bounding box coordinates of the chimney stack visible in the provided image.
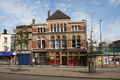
[3,29,7,34]
[48,10,50,18]
[32,19,35,24]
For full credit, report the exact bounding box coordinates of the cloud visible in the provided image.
[71,11,90,21]
[109,0,120,6]
[92,0,101,6]
[103,19,120,42]
[0,0,49,33]
[55,3,71,12]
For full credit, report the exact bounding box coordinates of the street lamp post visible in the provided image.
[99,19,102,45]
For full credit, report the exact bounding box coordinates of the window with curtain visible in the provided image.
[75,26,77,31]
[56,40,61,49]
[42,40,45,49]
[50,40,55,48]
[78,25,80,31]
[62,40,67,49]
[72,26,74,31]
[64,23,66,32]
[38,40,41,48]
[77,38,81,48]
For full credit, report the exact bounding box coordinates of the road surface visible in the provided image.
[0,73,118,80]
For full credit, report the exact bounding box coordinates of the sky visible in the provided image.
[0,0,120,44]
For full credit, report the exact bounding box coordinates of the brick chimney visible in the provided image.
[32,19,35,24]
[48,10,50,18]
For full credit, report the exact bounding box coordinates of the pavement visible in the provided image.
[0,65,120,80]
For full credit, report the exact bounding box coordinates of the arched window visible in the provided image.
[42,40,46,49]
[72,35,76,48]
[38,28,40,33]
[50,40,55,49]
[72,25,74,31]
[57,24,60,32]
[56,39,60,49]
[37,40,41,48]
[40,28,42,33]
[50,24,53,32]
[50,35,55,49]
[78,25,80,31]
[62,35,67,49]
[77,35,81,48]
[64,23,66,32]
[61,23,63,32]
[75,25,77,31]
[57,27,59,32]
[54,27,56,32]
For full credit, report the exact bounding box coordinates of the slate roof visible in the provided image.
[47,10,70,20]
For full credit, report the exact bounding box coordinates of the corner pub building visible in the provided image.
[32,10,88,66]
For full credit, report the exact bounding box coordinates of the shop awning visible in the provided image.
[0,52,13,57]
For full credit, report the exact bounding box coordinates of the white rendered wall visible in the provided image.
[0,34,15,51]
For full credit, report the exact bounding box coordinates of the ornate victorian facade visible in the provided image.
[32,10,88,66]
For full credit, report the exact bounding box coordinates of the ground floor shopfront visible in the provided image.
[95,54,120,68]
[16,51,32,65]
[0,51,15,65]
[32,49,88,66]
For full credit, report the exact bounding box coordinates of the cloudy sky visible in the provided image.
[0,0,120,44]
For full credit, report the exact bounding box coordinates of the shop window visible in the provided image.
[62,52,67,55]
[68,56,73,60]
[74,56,78,60]
[56,56,60,60]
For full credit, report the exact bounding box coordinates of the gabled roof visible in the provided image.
[47,10,70,20]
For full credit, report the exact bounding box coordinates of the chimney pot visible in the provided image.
[48,10,50,18]
[32,19,35,24]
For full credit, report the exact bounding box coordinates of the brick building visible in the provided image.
[32,10,88,66]
[16,25,32,65]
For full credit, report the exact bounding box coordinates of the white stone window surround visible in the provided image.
[71,25,80,31]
